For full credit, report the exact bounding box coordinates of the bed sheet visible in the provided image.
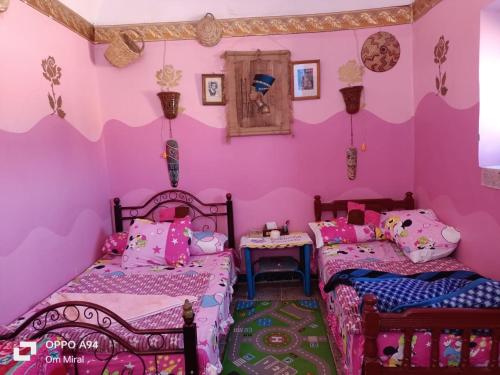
[4,252,236,375]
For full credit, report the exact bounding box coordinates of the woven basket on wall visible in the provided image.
[196,13,222,47]
[0,0,10,12]
[104,30,145,68]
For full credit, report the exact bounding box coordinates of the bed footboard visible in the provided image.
[362,294,500,374]
[0,300,199,375]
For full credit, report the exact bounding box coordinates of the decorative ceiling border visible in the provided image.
[93,6,413,44]
[22,0,442,44]
[412,0,442,21]
[21,0,94,41]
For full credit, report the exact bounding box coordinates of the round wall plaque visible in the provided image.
[361,31,401,72]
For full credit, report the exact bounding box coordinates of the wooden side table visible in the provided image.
[240,232,313,299]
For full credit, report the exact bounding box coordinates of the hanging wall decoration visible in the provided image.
[202,74,225,105]
[105,30,145,68]
[434,35,450,96]
[156,64,183,187]
[338,60,365,181]
[196,13,223,47]
[0,0,9,12]
[361,31,400,73]
[41,56,66,119]
[223,50,292,138]
[290,60,321,100]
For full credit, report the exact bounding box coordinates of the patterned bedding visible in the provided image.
[317,241,500,374]
[3,252,236,375]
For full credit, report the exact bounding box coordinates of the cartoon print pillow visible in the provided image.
[122,219,173,268]
[380,209,438,241]
[189,231,228,255]
[101,232,128,255]
[317,217,376,246]
[380,209,460,263]
[164,216,192,267]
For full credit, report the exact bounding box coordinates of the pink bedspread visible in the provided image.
[3,252,236,375]
[316,241,500,375]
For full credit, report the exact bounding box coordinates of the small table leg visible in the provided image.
[244,247,255,299]
[303,244,312,296]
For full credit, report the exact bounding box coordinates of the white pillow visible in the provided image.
[309,222,325,248]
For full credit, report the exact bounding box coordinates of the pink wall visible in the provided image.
[0,2,110,324]
[93,27,416,257]
[413,0,500,279]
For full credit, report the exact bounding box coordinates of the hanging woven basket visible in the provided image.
[104,29,145,68]
[0,0,10,12]
[158,91,181,119]
[340,86,364,115]
[196,13,222,47]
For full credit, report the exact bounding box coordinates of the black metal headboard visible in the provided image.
[113,189,235,248]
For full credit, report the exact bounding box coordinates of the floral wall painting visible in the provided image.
[434,35,450,96]
[156,64,182,90]
[361,31,401,72]
[42,56,65,119]
[339,59,364,86]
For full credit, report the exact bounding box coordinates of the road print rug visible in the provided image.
[222,300,337,375]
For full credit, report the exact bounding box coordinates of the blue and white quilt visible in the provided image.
[327,269,500,312]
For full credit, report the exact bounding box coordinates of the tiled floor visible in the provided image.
[225,280,345,374]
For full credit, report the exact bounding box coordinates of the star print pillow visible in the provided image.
[164,216,192,267]
[122,219,171,268]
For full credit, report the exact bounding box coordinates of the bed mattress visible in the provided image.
[3,252,236,375]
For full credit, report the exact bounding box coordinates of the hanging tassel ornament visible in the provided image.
[166,138,179,187]
[158,92,181,188]
[346,115,358,181]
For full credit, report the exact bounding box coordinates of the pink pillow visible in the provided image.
[159,207,176,221]
[381,209,460,263]
[319,217,376,245]
[190,231,227,255]
[164,216,192,267]
[365,210,381,227]
[101,232,128,255]
[122,219,172,268]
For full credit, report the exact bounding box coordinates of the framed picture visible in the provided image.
[223,50,292,137]
[202,74,225,105]
[291,60,320,100]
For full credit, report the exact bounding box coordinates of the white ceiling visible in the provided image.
[59,0,414,26]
